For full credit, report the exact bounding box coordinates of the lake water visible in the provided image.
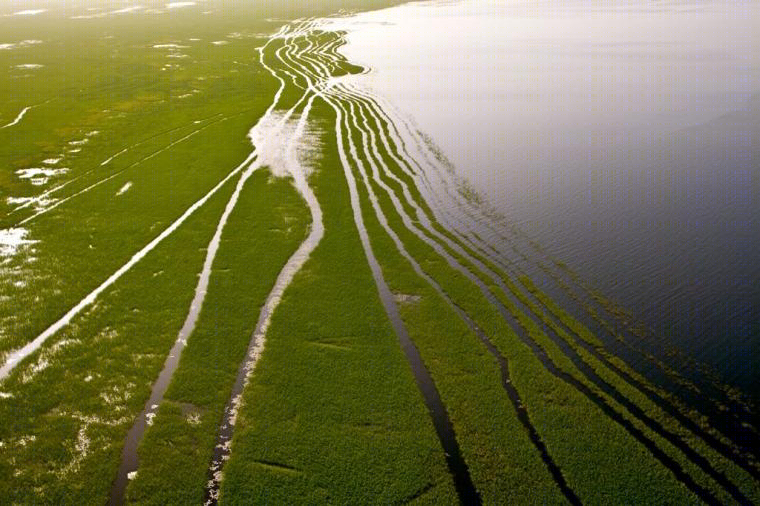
[328,0,760,398]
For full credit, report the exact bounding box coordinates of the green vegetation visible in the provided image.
[340,92,759,503]
[0,171,238,502]
[219,104,456,504]
[125,169,310,504]
[1,2,758,505]
[350,141,566,503]
[347,124,698,504]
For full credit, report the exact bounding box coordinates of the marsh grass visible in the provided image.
[0,173,237,503]
[349,123,708,504]
[125,169,310,504]
[219,103,457,504]
[1,3,758,504]
[352,148,567,504]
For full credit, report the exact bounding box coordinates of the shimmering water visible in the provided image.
[329,0,760,397]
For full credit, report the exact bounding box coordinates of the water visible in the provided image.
[327,0,760,398]
[330,94,481,505]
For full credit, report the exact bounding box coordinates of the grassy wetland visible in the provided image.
[1,1,759,505]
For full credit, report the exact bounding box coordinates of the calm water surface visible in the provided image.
[330,0,760,397]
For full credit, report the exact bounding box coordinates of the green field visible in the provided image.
[1,1,758,505]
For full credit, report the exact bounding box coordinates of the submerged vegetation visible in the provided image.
[0,1,758,505]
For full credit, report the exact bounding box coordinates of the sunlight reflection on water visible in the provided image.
[327,0,760,394]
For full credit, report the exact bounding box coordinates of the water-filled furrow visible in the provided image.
[339,89,521,284]
[458,308,582,506]
[249,71,464,503]
[340,87,562,308]
[329,86,533,302]
[368,100,484,226]
[0,106,33,129]
[108,153,262,504]
[343,83,760,473]
[286,39,335,87]
[516,273,760,479]
[298,34,343,84]
[319,90,481,504]
[281,27,481,504]
[204,95,324,506]
[297,31,350,79]
[325,73,733,502]
[278,20,324,86]
[362,83,750,449]
[333,84,444,190]
[289,32,476,490]
[340,85,755,501]
[340,86,585,314]
[109,26,318,504]
[301,37,345,81]
[343,90,578,346]
[282,43,307,88]
[319,35,347,75]
[330,85,460,242]
[330,85,581,504]
[340,92,592,368]
[0,100,50,129]
[340,91,559,315]
[363,98,621,334]
[273,38,305,88]
[0,145,260,383]
[339,99,500,296]
[281,33,326,85]
[338,86,440,222]
[203,26,345,502]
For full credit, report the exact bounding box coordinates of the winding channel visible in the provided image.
[229,16,758,504]
[109,15,758,505]
[110,22,325,505]
[2,9,758,506]
[203,22,481,504]
[1,105,33,129]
